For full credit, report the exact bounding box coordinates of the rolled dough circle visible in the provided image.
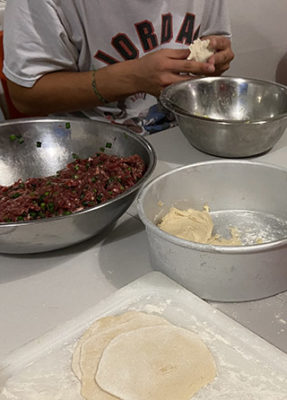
[73,311,170,400]
[95,324,216,400]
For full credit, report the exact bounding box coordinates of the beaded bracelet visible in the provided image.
[91,70,109,104]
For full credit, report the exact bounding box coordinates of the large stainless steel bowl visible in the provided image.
[137,160,287,302]
[0,118,156,254]
[160,77,287,158]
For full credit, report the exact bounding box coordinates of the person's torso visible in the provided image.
[55,0,209,72]
[53,0,217,133]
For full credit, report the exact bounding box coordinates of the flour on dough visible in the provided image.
[95,324,216,400]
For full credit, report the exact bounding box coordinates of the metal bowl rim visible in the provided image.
[0,117,157,228]
[160,76,287,124]
[137,159,287,254]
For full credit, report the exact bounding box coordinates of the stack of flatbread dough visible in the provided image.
[72,311,216,400]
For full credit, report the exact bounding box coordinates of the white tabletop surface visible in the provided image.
[1,126,287,361]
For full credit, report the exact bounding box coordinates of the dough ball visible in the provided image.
[187,38,214,62]
[158,206,242,246]
[158,206,214,243]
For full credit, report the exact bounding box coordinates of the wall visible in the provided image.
[228,1,287,84]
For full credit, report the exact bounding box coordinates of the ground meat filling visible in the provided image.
[0,153,145,223]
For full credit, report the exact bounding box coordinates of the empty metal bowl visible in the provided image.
[137,160,287,302]
[160,77,287,158]
[0,118,156,254]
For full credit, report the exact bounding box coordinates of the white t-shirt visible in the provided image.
[3,0,231,134]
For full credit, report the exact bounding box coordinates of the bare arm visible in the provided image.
[7,47,224,116]
[7,60,140,116]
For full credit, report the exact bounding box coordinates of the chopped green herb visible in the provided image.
[105,142,112,148]
[66,122,71,129]
[47,203,55,212]
[99,147,105,152]
[11,192,21,199]
[10,134,24,144]
[9,134,17,142]
[72,153,79,159]
[36,141,42,148]
[74,164,80,171]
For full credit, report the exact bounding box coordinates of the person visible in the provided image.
[3,0,234,134]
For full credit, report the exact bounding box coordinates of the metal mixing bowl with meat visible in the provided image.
[0,118,156,254]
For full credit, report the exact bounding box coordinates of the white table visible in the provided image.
[1,127,287,361]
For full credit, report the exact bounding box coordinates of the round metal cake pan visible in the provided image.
[137,160,287,302]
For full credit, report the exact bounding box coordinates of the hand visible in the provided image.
[134,48,216,97]
[203,35,234,75]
